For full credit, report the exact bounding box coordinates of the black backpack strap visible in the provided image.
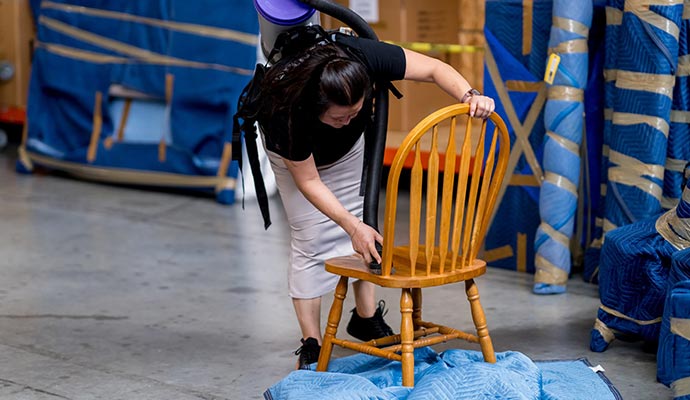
[231,114,272,229]
[232,64,263,166]
[388,82,403,99]
[242,123,272,229]
[231,112,244,167]
[232,64,272,229]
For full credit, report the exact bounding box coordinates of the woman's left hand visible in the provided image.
[466,95,495,119]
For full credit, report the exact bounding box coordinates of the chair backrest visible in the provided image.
[380,104,510,277]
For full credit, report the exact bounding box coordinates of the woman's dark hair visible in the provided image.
[260,43,372,119]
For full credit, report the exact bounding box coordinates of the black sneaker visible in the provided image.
[294,337,321,370]
[346,300,395,342]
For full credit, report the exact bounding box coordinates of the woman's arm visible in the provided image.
[402,48,495,119]
[284,155,383,264]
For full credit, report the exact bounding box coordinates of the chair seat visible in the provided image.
[325,245,487,289]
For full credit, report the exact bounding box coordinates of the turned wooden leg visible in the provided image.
[317,276,349,372]
[465,279,496,363]
[411,288,422,330]
[400,288,415,386]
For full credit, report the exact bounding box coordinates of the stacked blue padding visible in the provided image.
[591,177,690,352]
[603,2,682,229]
[484,0,553,76]
[20,0,258,203]
[585,0,690,289]
[534,0,592,294]
[580,1,607,284]
[589,214,675,352]
[483,0,552,272]
[584,0,625,283]
[657,249,690,396]
[602,0,624,189]
[666,17,690,207]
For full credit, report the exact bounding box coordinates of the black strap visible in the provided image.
[232,65,265,167]
[231,114,244,167]
[241,121,272,229]
[388,83,403,99]
[231,64,272,229]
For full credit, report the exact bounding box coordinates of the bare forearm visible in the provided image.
[297,176,382,263]
[403,48,472,101]
[296,178,360,235]
[285,156,382,263]
[402,48,494,119]
[431,61,473,102]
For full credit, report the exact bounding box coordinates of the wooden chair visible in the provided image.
[316,103,510,387]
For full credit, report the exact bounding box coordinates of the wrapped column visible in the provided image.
[534,0,592,294]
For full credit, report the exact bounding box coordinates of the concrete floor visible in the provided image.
[0,146,671,400]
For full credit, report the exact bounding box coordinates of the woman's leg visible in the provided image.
[352,280,376,318]
[264,136,378,365]
[264,147,341,369]
[348,279,394,341]
[292,297,323,342]
[291,282,378,341]
[292,296,324,369]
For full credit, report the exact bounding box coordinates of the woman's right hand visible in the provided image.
[349,220,383,264]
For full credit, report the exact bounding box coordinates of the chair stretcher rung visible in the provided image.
[416,321,479,343]
[331,338,402,361]
[333,324,479,355]
[383,333,463,352]
[363,326,441,348]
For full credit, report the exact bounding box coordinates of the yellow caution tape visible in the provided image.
[385,41,484,54]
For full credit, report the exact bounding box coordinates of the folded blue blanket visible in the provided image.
[264,348,621,400]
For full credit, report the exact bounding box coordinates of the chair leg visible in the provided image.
[317,276,349,372]
[465,279,496,363]
[411,288,422,329]
[400,288,415,386]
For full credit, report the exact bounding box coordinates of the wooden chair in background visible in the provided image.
[316,103,510,387]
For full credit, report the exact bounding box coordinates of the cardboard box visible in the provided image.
[323,0,458,42]
[388,52,459,133]
[0,0,35,109]
[457,0,486,95]
[459,0,485,31]
[455,30,485,92]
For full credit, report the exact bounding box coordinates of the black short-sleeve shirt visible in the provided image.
[259,35,406,166]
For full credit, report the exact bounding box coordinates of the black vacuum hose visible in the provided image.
[299,0,377,39]
[299,0,388,268]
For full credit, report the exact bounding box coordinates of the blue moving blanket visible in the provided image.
[264,347,621,400]
[658,248,690,398]
[590,215,674,352]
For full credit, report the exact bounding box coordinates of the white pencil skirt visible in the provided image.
[265,135,364,299]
